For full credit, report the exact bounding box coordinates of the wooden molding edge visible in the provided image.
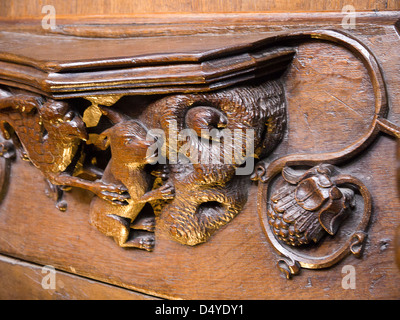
[0,11,398,38]
[0,253,161,300]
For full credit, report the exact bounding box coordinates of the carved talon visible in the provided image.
[95,182,130,204]
[98,182,128,194]
[151,168,169,180]
[99,191,130,205]
[0,140,15,159]
[158,182,175,200]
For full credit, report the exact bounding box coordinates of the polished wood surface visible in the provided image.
[0,254,158,299]
[0,11,398,299]
[0,0,399,299]
[1,0,400,18]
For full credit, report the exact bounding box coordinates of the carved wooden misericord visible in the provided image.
[0,15,399,290]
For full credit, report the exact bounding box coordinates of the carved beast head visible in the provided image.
[141,80,287,245]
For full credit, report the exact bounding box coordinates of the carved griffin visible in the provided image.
[140,80,287,246]
[0,87,128,210]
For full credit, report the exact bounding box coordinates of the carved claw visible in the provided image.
[44,179,68,212]
[151,166,170,181]
[0,140,15,159]
[124,232,155,251]
[56,200,68,212]
[158,182,175,200]
[95,182,130,205]
[139,181,175,203]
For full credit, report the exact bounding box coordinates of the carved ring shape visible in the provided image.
[253,30,400,278]
[259,164,371,279]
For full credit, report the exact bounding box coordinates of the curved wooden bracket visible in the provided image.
[253,29,399,278]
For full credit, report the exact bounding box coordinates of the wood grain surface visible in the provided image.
[0,13,399,299]
[1,0,399,18]
[0,9,399,299]
[0,254,159,299]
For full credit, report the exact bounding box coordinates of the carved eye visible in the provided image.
[64,111,75,122]
[124,138,133,145]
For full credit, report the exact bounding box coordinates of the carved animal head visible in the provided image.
[140,80,287,246]
[268,164,356,246]
[39,100,88,141]
[97,120,157,165]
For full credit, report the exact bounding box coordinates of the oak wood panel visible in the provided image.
[0,11,399,299]
[1,12,399,36]
[282,41,375,155]
[0,254,159,299]
[0,16,399,299]
[0,31,295,98]
[1,0,400,18]
[0,146,399,300]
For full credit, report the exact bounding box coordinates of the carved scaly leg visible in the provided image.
[105,214,155,251]
[44,179,68,212]
[45,172,130,204]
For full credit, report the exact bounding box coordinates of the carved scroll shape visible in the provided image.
[260,164,371,278]
[252,29,398,278]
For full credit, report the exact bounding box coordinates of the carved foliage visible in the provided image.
[258,163,372,279]
[268,164,355,247]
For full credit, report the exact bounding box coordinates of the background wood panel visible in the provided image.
[0,16,399,299]
[0,1,399,299]
[0,254,159,299]
[0,0,400,18]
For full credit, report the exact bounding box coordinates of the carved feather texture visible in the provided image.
[139,81,286,246]
[267,165,355,247]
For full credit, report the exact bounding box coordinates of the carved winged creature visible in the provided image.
[140,81,287,245]
[0,87,128,210]
[268,164,355,246]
